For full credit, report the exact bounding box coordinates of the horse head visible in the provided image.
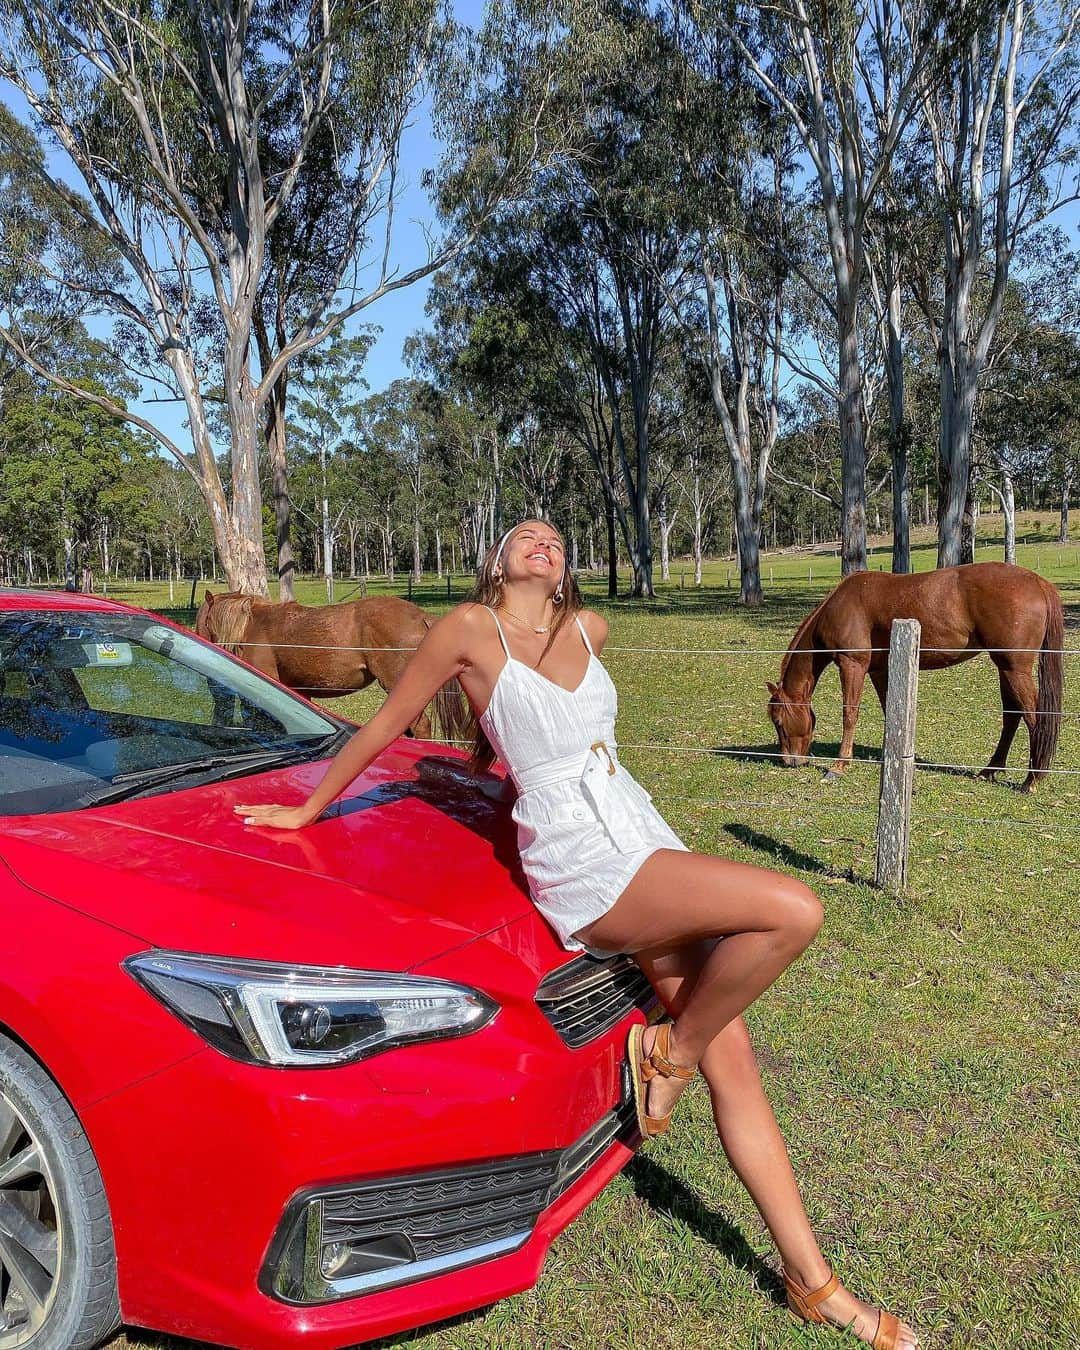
[194,589,216,639]
[766,680,815,766]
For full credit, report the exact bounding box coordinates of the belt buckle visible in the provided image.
[589,740,616,776]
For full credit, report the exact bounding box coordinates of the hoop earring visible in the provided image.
[494,568,504,587]
[553,585,564,605]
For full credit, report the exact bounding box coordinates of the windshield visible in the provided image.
[0,609,343,815]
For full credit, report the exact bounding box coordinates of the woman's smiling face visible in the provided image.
[501,522,566,585]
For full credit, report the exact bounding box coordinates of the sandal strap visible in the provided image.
[783,1266,839,1314]
[647,1023,697,1080]
[873,1309,901,1350]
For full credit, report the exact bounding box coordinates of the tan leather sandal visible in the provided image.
[783,1266,907,1349]
[627,1020,696,1137]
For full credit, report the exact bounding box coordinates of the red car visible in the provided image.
[0,589,660,1350]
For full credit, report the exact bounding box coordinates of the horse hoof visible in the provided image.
[976,768,997,782]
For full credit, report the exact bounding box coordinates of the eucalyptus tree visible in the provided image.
[0,0,600,592]
[416,259,581,550]
[719,0,935,575]
[0,109,119,418]
[980,284,1080,561]
[0,331,152,586]
[288,336,370,599]
[363,378,444,583]
[909,0,1080,566]
[472,91,686,593]
[652,6,799,603]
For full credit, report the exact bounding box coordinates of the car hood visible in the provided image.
[0,741,536,971]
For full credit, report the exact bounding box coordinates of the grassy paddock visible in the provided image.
[113,519,1078,1349]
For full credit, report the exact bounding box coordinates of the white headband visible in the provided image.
[492,526,516,568]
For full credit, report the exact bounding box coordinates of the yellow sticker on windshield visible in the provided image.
[96,643,123,662]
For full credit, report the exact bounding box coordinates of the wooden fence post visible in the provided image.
[875,618,921,893]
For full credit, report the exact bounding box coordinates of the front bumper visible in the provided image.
[83,956,655,1350]
[262,1057,638,1305]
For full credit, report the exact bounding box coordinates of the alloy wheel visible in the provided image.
[0,1090,60,1346]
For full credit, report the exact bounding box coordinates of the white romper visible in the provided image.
[479,607,690,958]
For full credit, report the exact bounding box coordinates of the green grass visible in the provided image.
[114,515,1079,1350]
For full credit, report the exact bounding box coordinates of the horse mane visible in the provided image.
[207,594,256,653]
[779,592,832,684]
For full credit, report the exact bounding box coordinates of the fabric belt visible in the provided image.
[513,740,641,852]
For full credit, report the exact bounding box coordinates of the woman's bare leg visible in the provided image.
[575,848,825,1120]
[627,937,919,1348]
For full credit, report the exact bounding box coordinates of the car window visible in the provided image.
[0,610,342,815]
[74,641,219,724]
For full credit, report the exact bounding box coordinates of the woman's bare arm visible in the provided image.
[235,605,478,830]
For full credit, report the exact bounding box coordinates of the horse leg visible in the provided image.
[869,668,888,715]
[824,657,867,781]
[984,662,1039,790]
[978,664,1026,784]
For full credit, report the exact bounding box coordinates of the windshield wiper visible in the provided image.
[73,729,350,809]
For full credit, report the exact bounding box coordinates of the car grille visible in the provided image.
[264,1061,640,1304]
[535,952,659,1048]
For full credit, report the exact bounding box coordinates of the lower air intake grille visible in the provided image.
[264,1064,640,1304]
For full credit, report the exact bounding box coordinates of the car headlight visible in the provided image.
[124,951,498,1067]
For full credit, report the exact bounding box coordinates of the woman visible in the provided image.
[236,519,917,1350]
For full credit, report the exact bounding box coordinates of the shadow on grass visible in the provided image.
[622,1152,786,1306]
[723,824,869,887]
[715,740,881,768]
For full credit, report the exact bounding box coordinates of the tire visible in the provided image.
[0,1033,120,1349]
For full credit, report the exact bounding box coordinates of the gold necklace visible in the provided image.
[496,603,552,634]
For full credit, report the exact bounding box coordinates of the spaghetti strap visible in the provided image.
[574,614,595,656]
[486,605,511,658]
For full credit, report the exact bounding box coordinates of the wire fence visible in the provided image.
[193,627,1079,866]
[201,641,1080,665]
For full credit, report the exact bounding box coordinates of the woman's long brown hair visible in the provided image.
[433,519,585,773]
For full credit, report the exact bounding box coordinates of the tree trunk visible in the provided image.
[605,442,619,599]
[658,487,672,581]
[1003,471,1016,564]
[838,294,868,574]
[938,363,978,567]
[732,458,762,606]
[264,370,295,600]
[320,442,334,603]
[886,278,910,573]
[62,523,76,589]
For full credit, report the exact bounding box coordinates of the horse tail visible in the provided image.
[1031,582,1065,777]
[210,595,255,654]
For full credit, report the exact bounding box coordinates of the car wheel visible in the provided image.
[0,1034,120,1350]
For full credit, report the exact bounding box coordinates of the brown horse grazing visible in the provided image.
[195,592,439,736]
[767,563,1065,791]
